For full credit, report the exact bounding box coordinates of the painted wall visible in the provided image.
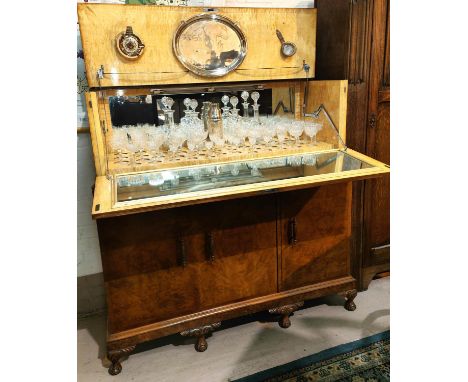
[77,0,314,277]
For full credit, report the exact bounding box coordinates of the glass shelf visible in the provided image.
[116,151,374,203]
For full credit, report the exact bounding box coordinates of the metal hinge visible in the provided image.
[97,65,104,80]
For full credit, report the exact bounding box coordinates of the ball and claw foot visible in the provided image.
[279,314,292,329]
[107,346,135,376]
[180,322,221,353]
[269,301,304,329]
[344,289,357,311]
[195,335,208,352]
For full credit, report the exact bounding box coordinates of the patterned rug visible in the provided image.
[232,331,390,382]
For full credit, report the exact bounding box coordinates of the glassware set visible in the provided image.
[110,93,323,163]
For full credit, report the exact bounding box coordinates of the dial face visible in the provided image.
[281,43,297,57]
[116,29,145,60]
[173,14,247,77]
[122,36,140,55]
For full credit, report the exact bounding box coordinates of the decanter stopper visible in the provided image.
[221,95,231,118]
[167,97,174,110]
[161,96,174,110]
[230,96,239,109]
[183,97,192,111]
[241,91,249,103]
[251,91,260,106]
[190,99,198,111]
[161,96,169,109]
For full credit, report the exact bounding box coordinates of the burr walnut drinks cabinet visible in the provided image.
[78,3,390,375]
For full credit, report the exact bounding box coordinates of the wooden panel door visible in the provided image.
[98,207,204,333]
[193,195,278,309]
[279,183,352,291]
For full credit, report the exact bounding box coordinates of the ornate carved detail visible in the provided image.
[269,301,304,328]
[107,345,136,376]
[180,322,221,352]
[344,289,358,311]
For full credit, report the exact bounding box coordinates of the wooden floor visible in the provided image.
[77,277,389,382]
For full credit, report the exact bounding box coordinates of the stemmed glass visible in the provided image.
[276,123,288,148]
[243,120,256,148]
[304,121,323,145]
[261,123,274,148]
[167,127,186,158]
[288,120,304,145]
[147,127,166,162]
[209,132,226,151]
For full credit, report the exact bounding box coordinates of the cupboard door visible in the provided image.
[192,195,278,309]
[279,183,352,291]
[98,208,203,333]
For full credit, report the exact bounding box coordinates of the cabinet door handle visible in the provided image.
[206,232,215,262]
[288,218,297,246]
[177,236,187,267]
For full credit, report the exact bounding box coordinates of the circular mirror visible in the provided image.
[173,14,247,77]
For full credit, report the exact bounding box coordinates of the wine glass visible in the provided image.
[304,121,323,145]
[167,128,185,158]
[288,121,304,145]
[261,124,274,147]
[276,123,288,148]
[147,127,166,161]
[210,132,225,150]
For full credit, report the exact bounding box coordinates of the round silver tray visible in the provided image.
[173,13,247,77]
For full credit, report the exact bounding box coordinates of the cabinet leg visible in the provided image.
[269,301,304,329]
[344,289,357,311]
[107,346,135,376]
[180,322,221,352]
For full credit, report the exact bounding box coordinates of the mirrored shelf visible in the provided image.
[116,151,373,203]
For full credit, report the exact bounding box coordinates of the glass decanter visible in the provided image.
[241,90,250,119]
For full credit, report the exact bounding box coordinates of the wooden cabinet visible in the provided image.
[98,184,358,359]
[78,3,389,375]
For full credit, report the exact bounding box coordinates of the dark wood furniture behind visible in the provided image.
[316,0,390,290]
